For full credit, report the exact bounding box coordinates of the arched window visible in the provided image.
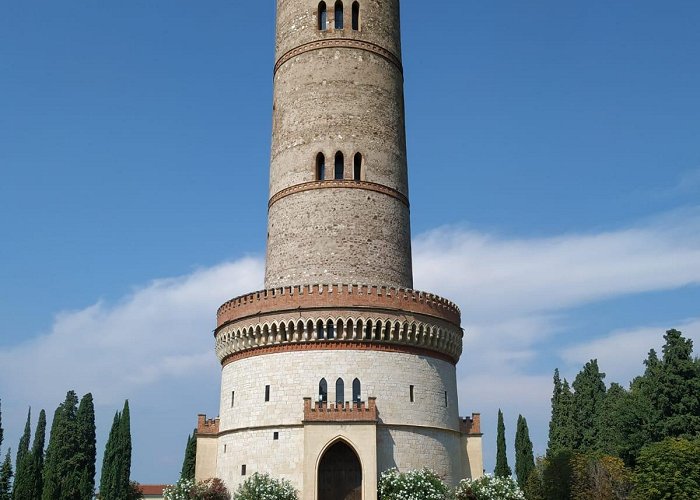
[352,378,361,402]
[335,378,345,403]
[334,1,344,29]
[364,320,372,339]
[319,378,328,402]
[326,319,335,339]
[353,153,362,180]
[318,2,327,30]
[352,2,359,30]
[335,151,344,179]
[316,153,325,180]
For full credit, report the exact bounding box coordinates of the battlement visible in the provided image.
[197,414,220,435]
[217,284,461,328]
[303,397,378,422]
[460,413,481,436]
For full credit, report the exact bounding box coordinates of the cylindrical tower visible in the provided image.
[265,0,412,289]
[204,2,483,498]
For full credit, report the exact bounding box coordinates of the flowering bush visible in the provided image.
[164,478,231,500]
[455,475,525,500]
[378,468,451,500]
[232,472,298,500]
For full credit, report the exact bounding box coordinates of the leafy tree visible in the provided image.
[14,409,47,500]
[495,409,512,477]
[523,457,546,500]
[571,359,606,451]
[42,390,80,500]
[0,450,12,500]
[180,431,197,481]
[547,369,576,454]
[632,437,700,500]
[515,415,535,489]
[570,453,632,500]
[542,449,573,500]
[76,393,96,500]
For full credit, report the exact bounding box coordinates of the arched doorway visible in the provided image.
[317,440,362,500]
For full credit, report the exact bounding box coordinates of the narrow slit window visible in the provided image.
[444,391,448,407]
[318,2,327,30]
[241,464,247,476]
[352,378,361,402]
[265,385,270,402]
[335,151,344,179]
[319,378,328,402]
[352,2,359,30]
[410,385,414,403]
[231,391,235,408]
[316,153,325,180]
[224,444,227,453]
[353,153,362,180]
[273,431,279,440]
[334,1,344,29]
[336,378,345,403]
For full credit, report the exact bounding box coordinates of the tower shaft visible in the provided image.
[265,0,413,289]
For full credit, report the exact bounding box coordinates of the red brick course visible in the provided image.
[303,397,378,422]
[459,413,481,436]
[197,414,220,435]
[217,284,461,329]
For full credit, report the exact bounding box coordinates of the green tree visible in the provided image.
[0,450,12,500]
[15,409,31,474]
[100,410,121,499]
[547,369,576,455]
[0,400,4,450]
[76,393,96,500]
[100,400,133,500]
[42,390,80,500]
[571,452,632,500]
[515,414,535,489]
[571,359,606,451]
[542,449,573,500]
[495,409,512,477]
[523,457,546,500]
[13,409,47,500]
[594,383,628,457]
[180,431,197,481]
[654,329,700,439]
[632,437,700,500]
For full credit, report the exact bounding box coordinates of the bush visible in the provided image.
[164,478,231,500]
[455,475,525,500]
[378,468,451,500]
[632,437,700,500]
[232,472,298,500]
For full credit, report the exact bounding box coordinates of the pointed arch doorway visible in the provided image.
[317,440,362,500]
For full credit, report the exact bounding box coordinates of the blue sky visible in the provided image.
[1,0,700,486]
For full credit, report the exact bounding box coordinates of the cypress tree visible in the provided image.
[116,400,132,500]
[42,391,80,500]
[13,408,46,500]
[100,411,121,500]
[0,449,12,500]
[12,409,32,500]
[547,369,576,455]
[594,382,628,457]
[514,414,535,489]
[180,431,197,481]
[15,409,31,474]
[76,393,96,500]
[0,399,4,450]
[494,409,512,477]
[571,359,606,451]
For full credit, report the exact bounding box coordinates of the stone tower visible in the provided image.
[195,1,484,498]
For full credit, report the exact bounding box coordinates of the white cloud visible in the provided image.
[1,209,699,481]
[413,208,700,321]
[560,318,700,386]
